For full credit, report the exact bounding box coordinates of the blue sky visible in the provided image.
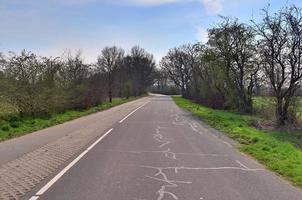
[1,0,302,63]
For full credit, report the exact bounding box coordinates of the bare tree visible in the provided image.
[97,46,124,102]
[161,47,192,97]
[124,46,156,96]
[254,6,302,125]
[182,43,203,99]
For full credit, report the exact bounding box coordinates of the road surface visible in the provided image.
[5,95,302,199]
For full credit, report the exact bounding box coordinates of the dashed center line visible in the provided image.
[119,101,150,123]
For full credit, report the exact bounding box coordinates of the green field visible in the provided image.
[173,96,302,188]
[0,97,141,142]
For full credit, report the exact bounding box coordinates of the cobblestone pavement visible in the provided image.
[0,98,149,200]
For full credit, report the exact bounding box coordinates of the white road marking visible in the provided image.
[28,196,39,200]
[30,128,114,199]
[142,165,192,200]
[119,101,150,123]
[130,163,262,200]
[159,141,173,147]
[236,160,249,169]
[99,149,228,157]
[222,141,232,147]
[127,164,264,172]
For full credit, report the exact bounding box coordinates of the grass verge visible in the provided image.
[0,96,142,142]
[173,96,302,188]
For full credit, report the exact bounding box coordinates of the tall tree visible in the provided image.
[97,46,124,102]
[126,46,156,96]
[254,6,302,125]
[161,47,192,97]
[208,18,258,113]
[182,43,203,100]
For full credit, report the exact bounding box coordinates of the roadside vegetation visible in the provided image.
[158,5,302,188]
[0,97,141,141]
[253,97,302,124]
[160,5,302,128]
[0,46,157,141]
[173,97,302,187]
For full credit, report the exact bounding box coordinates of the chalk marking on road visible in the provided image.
[153,127,178,160]
[154,126,172,145]
[172,121,185,126]
[154,133,163,142]
[30,128,114,199]
[126,164,264,173]
[98,149,228,158]
[119,101,150,123]
[236,160,249,169]
[159,141,173,147]
[222,140,232,147]
[162,148,178,160]
[139,165,192,200]
[189,122,201,133]
[126,163,263,200]
[171,114,186,126]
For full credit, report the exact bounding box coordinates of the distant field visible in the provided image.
[253,96,302,120]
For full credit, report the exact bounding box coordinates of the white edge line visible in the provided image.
[119,101,150,123]
[31,128,114,199]
[29,196,39,200]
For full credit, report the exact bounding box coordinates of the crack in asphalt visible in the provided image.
[125,110,263,200]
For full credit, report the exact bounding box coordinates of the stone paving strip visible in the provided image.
[0,98,149,200]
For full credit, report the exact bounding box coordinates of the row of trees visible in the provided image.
[161,5,302,126]
[0,46,156,117]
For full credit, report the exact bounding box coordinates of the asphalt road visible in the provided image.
[24,95,302,200]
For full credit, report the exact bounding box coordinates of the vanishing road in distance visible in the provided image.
[0,95,301,200]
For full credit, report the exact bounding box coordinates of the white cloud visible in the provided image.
[196,26,208,43]
[124,0,182,6]
[49,0,225,11]
[49,0,184,6]
[200,0,224,14]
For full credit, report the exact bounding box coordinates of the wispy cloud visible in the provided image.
[1,0,278,63]
[200,0,224,14]
[49,0,224,13]
[49,0,184,6]
[124,0,184,6]
[196,26,209,43]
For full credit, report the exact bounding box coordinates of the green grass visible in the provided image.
[0,97,142,142]
[173,96,302,188]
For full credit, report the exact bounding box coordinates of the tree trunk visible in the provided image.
[181,86,186,98]
[108,87,112,103]
[243,99,253,113]
[276,98,287,126]
[193,79,200,101]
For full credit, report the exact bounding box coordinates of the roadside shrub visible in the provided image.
[7,132,13,138]
[1,124,10,131]
[10,121,21,128]
[8,115,21,122]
